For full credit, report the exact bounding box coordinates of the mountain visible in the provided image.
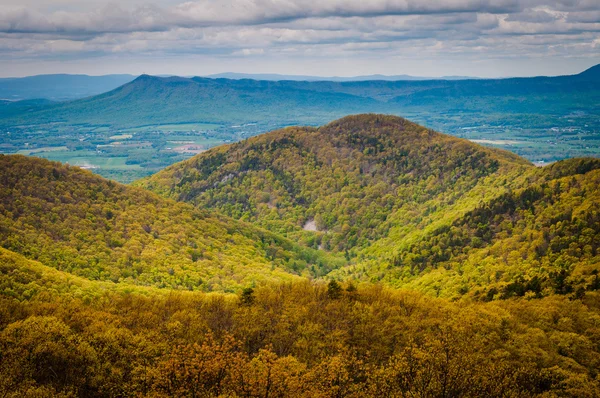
[0,154,338,291]
[1,65,598,130]
[2,116,600,396]
[0,74,136,101]
[207,72,476,81]
[139,114,530,248]
[578,63,600,80]
[0,75,383,128]
[140,115,600,298]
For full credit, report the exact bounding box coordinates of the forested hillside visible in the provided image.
[140,115,530,249]
[142,115,600,299]
[350,158,600,299]
[0,155,338,291]
[1,116,600,396]
[1,248,600,396]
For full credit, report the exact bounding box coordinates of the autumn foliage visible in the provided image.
[2,262,600,397]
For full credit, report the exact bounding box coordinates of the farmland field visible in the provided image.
[0,124,230,182]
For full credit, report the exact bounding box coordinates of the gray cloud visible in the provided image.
[0,0,598,77]
[0,1,532,34]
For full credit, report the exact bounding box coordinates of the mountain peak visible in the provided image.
[578,63,600,79]
[322,113,411,131]
[134,73,154,80]
[130,74,166,84]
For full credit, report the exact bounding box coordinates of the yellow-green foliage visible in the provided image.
[139,114,530,253]
[2,116,600,396]
[354,158,600,299]
[139,114,600,299]
[0,155,340,292]
[0,247,161,302]
[1,254,599,397]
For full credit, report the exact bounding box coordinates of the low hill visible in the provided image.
[0,155,339,291]
[0,98,56,118]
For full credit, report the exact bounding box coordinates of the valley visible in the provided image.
[1,65,599,182]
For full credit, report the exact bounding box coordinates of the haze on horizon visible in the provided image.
[1,0,599,78]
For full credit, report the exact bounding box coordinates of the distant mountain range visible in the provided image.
[0,64,598,129]
[206,72,478,81]
[2,64,598,102]
[0,72,475,101]
[0,74,136,101]
[0,72,476,101]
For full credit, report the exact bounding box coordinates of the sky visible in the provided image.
[1,0,599,78]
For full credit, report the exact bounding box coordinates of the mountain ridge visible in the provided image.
[1,64,598,129]
[578,63,600,79]
[139,114,600,299]
[206,72,478,81]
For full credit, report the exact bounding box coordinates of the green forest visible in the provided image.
[1,115,600,396]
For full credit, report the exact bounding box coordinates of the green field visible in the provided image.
[166,136,226,146]
[17,146,69,155]
[109,133,133,140]
[122,123,222,132]
[0,122,233,183]
[35,151,140,170]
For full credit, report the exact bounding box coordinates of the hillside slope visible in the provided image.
[341,158,600,298]
[2,243,599,397]
[141,115,600,299]
[139,115,531,251]
[0,246,154,301]
[0,155,339,291]
[2,117,600,396]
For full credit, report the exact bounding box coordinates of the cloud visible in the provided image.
[0,0,598,77]
[0,0,527,35]
[232,48,264,56]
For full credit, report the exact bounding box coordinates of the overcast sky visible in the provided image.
[1,0,599,78]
